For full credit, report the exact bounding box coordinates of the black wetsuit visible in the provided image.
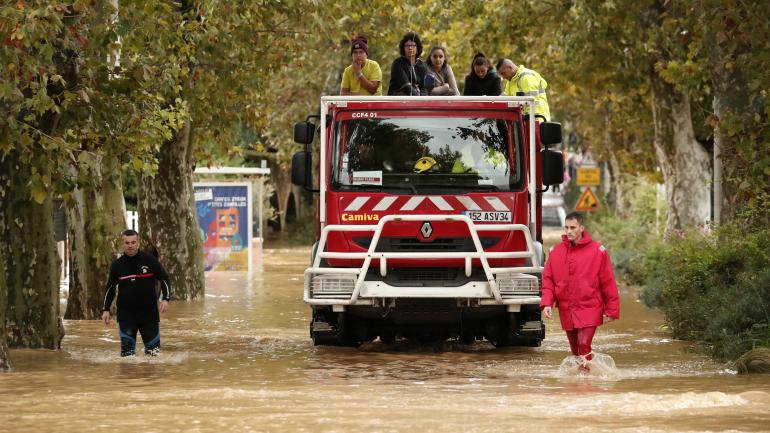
[102,251,171,356]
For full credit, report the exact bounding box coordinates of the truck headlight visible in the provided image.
[496,275,540,295]
[311,274,356,297]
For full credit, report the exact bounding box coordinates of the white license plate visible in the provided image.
[463,211,511,222]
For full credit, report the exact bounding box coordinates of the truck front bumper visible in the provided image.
[304,269,541,312]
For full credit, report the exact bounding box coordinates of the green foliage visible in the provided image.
[0,1,186,201]
[586,176,662,285]
[638,197,770,360]
[3,0,767,218]
[286,209,316,247]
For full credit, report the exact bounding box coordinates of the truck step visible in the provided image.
[520,320,543,333]
[311,321,335,333]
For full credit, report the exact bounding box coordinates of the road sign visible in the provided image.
[575,187,601,211]
[576,167,601,186]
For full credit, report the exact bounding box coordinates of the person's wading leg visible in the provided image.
[576,326,597,360]
[565,329,579,356]
[575,326,597,372]
[118,322,138,357]
[138,322,161,356]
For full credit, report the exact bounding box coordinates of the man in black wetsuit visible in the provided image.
[102,229,171,356]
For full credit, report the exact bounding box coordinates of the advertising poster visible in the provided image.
[194,182,253,272]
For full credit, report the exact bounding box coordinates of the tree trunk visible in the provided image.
[607,149,627,216]
[701,0,768,226]
[650,73,711,237]
[0,256,12,371]
[66,155,126,319]
[711,58,756,226]
[138,121,204,300]
[600,105,625,215]
[269,160,292,231]
[292,184,303,219]
[0,151,64,349]
[0,19,78,350]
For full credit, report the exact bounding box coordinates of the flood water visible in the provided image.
[2,245,770,433]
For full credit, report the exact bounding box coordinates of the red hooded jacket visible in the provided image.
[540,231,620,330]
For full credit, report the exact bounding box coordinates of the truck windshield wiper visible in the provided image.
[336,183,418,194]
[416,183,500,192]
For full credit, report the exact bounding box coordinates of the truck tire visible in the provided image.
[512,336,542,347]
[459,327,476,345]
[379,328,396,344]
[486,319,513,347]
[310,308,360,347]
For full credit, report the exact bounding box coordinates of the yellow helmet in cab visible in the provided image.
[414,156,437,173]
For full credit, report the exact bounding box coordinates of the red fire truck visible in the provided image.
[292,96,564,346]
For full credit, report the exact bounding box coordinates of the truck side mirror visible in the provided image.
[540,122,562,146]
[542,149,564,186]
[294,121,315,145]
[291,151,310,187]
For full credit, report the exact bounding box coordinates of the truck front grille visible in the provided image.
[353,236,500,252]
[396,267,461,281]
[368,267,482,287]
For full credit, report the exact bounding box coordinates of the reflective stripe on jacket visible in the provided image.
[540,231,619,330]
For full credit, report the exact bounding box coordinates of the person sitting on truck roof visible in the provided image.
[387,32,429,96]
[495,58,550,121]
[463,53,502,96]
[425,46,460,96]
[341,36,383,96]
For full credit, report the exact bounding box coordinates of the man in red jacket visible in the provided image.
[540,212,620,372]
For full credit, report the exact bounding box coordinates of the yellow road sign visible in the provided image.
[576,167,601,186]
[575,187,601,211]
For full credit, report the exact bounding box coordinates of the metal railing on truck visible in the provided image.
[304,214,542,309]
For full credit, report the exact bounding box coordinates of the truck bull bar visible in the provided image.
[304,214,543,310]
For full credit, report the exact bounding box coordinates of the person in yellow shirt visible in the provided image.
[341,36,382,96]
[495,59,551,121]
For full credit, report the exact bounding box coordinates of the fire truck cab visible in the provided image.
[292,96,564,346]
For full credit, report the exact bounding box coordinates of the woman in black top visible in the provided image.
[388,32,428,96]
[463,52,502,96]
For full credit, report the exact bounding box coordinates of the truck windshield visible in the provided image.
[331,117,521,193]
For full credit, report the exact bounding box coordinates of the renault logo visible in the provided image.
[420,222,433,238]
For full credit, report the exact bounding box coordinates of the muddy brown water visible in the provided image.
[2,244,770,433]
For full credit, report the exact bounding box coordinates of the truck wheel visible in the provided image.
[459,327,475,345]
[379,328,396,344]
[486,321,512,347]
[512,337,542,347]
[310,309,360,347]
[330,312,362,347]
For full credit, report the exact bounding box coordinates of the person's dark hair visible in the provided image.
[565,212,584,225]
[471,52,490,69]
[398,31,423,58]
[495,58,507,70]
[426,46,448,70]
[122,229,139,237]
[468,52,492,78]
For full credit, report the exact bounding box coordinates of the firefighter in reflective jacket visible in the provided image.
[496,58,551,121]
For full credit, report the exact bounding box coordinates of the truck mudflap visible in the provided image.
[303,214,543,308]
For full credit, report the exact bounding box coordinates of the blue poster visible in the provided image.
[194,183,252,271]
